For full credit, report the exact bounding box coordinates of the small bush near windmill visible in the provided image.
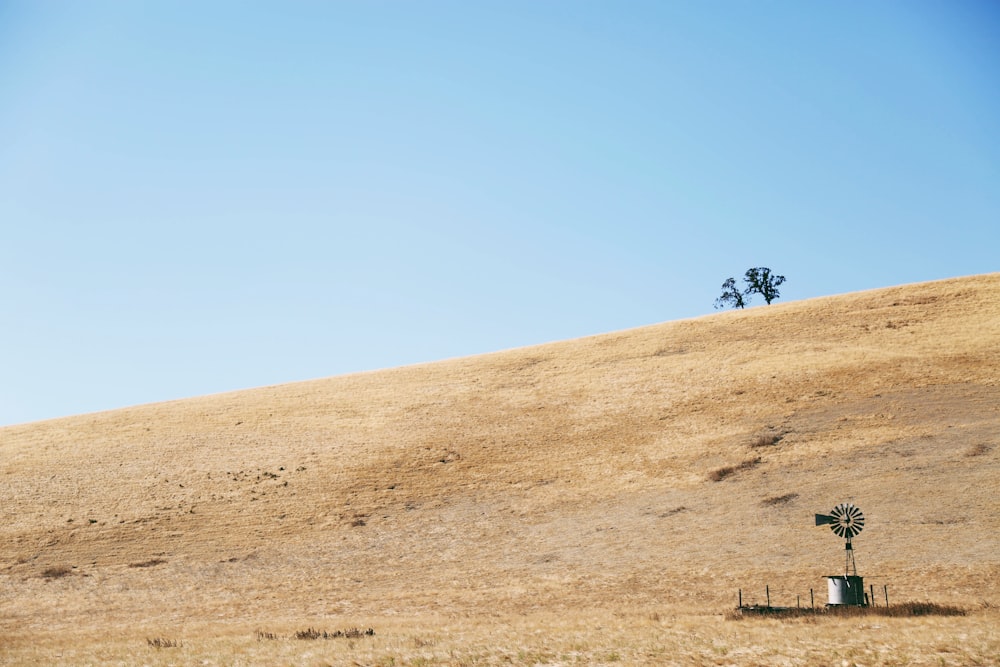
[819,602,967,618]
[146,637,181,648]
[728,601,967,621]
[878,602,966,617]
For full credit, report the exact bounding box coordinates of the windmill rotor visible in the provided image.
[827,503,864,539]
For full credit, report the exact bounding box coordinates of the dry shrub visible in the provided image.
[41,566,72,579]
[146,637,180,648]
[818,602,966,618]
[294,627,375,640]
[255,629,279,641]
[730,602,966,621]
[965,443,991,457]
[750,431,784,448]
[129,558,167,568]
[762,493,798,506]
[709,457,761,482]
[659,506,688,518]
[876,601,966,617]
[294,627,324,640]
[708,467,734,482]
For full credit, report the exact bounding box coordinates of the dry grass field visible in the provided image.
[2,273,999,666]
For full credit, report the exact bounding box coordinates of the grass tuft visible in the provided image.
[146,637,181,648]
[294,627,375,640]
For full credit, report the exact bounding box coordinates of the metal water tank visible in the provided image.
[826,575,865,606]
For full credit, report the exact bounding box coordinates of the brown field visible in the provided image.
[2,273,999,666]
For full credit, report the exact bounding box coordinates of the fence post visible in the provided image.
[766,585,770,608]
[884,585,889,607]
[738,588,742,609]
[810,588,814,609]
[870,584,875,607]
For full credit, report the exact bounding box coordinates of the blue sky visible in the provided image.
[2,2,998,426]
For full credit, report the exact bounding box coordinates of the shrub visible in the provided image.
[294,627,375,640]
[41,566,72,579]
[880,601,966,617]
[709,457,761,482]
[762,493,798,506]
[728,601,966,621]
[965,443,991,457]
[750,432,783,448]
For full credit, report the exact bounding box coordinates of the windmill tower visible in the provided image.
[815,503,866,606]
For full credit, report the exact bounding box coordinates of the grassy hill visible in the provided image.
[2,273,998,665]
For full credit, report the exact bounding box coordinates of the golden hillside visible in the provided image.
[2,273,999,665]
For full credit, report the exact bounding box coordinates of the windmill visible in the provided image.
[815,502,866,606]
[815,502,864,575]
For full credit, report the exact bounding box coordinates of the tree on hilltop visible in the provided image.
[743,267,785,304]
[714,277,749,309]
[714,267,786,309]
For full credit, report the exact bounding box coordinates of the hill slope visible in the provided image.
[2,274,999,660]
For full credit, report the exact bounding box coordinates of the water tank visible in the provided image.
[826,575,865,606]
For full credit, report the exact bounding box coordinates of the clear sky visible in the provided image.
[2,2,998,426]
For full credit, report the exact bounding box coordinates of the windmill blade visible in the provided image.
[846,518,864,538]
[815,513,836,526]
